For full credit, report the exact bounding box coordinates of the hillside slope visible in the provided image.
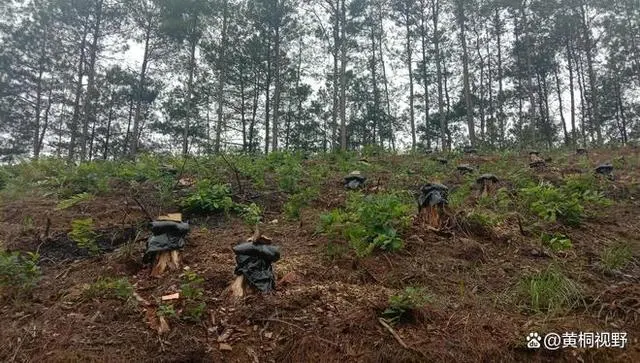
[0,148,639,362]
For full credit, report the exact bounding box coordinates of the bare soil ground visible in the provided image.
[1,148,639,362]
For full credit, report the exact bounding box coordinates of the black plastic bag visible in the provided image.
[233,242,281,292]
[418,183,448,210]
[143,221,190,263]
[344,172,366,190]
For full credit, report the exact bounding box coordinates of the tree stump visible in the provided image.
[476,174,499,197]
[418,205,442,229]
[150,214,183,277]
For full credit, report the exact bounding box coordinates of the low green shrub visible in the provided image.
[68,218,99,255]
[382,287,432,324]
[0,251,40,297]
[85,277,133,301]
[521,180,610,226]
[284,187,319,220]
[181,180,235,214]
[541,233,573,252]
[180,270,206,322]
[318,192,413,256]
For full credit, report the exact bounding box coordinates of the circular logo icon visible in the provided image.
[544,333,562,350]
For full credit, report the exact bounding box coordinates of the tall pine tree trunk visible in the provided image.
[81,0,103,162]
[272,25,282,151]
[215,0,229,153]
[432,0,447,151]
[495,9,505,147]
[33,39,46,159]
[331,1,339,150]
[580,2,601,144]
[130,16,152,158]
[369,24,380,145]
[68,30,88,163]
[553,65,569,145]
[420,0,430,148]
[378,6,394,150]
[405,14,416,150]
[566,40,577,146]
[183,19,198,157]
[339,0,347,150]
[456,0,475,146]
[104,93,114,159]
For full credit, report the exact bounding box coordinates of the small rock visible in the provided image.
[219,343,233,351]
[264,331,273,339]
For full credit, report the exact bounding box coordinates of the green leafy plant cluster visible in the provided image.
[541,233,573,252]
[85,277,134,301]
[240,202,262,226]
[68,218,99,255]
[521,179,610,226]
[274,155,303,193]
[0,251,40,297]
[180,270,206,322]
[157,303,177,318]
[382,287,432,324]
[284,187,319,220]
[319,192,413,256]
[181,180,235,214]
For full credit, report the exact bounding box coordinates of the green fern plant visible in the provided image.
[0,251,40,296]
[68,218,99,255]
[180,270,206,322]
[56,192,94,210]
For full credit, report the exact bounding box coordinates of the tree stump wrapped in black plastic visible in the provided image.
[344,171,366,190]
[232,241,281,293]
[417,183,449,228]
[595,163,614,180]
[476,174,499,196]
[457,164,475,174]
[144,220,190,276]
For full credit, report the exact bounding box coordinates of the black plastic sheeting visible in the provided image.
[233,242,281,292]
[344,174,366,190]
[418,183,449,210]
[595,163,614,180]
[143,221,190,263]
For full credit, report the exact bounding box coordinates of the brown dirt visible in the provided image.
[1,148,639,362]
